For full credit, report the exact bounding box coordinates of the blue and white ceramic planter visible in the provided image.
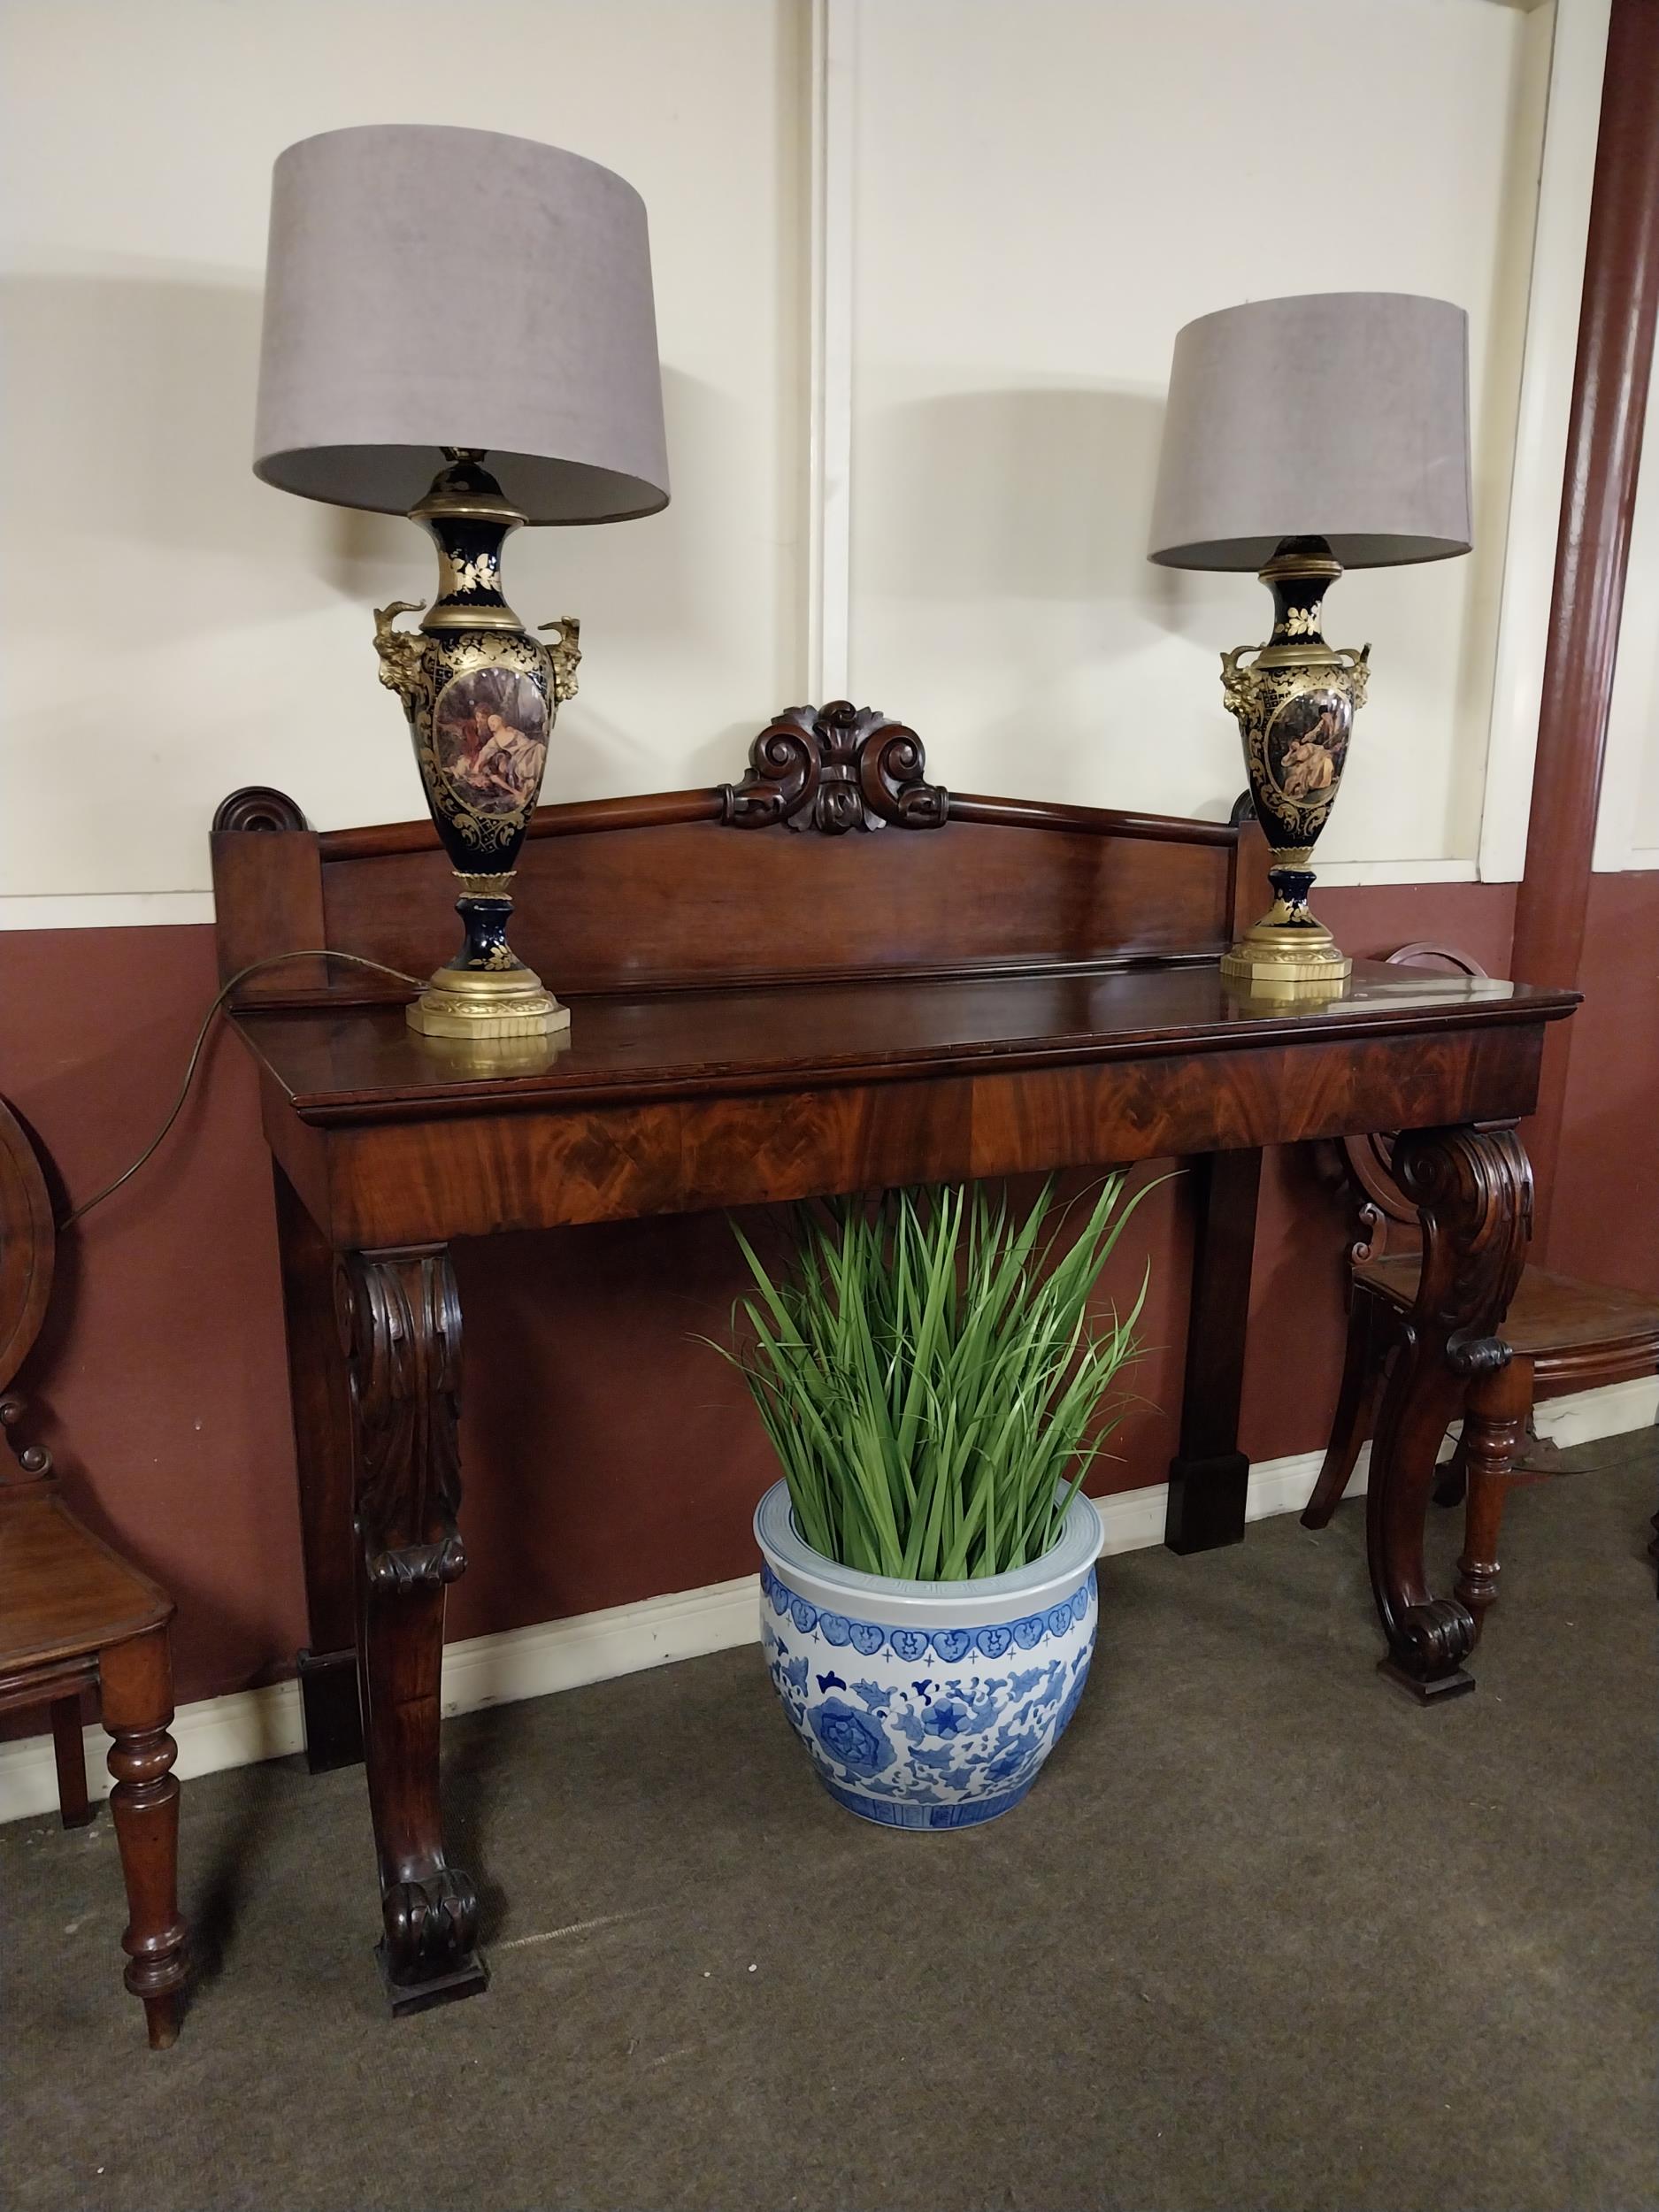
[754,1480,1100,1830]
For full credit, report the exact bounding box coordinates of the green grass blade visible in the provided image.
[715,1175,1149,1581]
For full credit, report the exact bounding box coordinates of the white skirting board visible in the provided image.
[4,1376,1653,1828]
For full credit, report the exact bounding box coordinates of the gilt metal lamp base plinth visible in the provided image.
[406,963,570,1041]
[1219,943,1352,997]
[1220,860,1352,999]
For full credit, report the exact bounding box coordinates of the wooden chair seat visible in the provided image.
[0,1099,188,2048]
[0,1491,171,1676]
[1304,941,1659,1638]
[1356,1257,1659,1378]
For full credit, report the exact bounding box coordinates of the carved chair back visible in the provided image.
[211,702,1271,1009]
[0,1095,188,2044]
[0,1097,55,1476]
[1342,943,1491,1264]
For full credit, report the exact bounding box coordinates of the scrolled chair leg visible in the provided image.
[1303,1282,1392,1529]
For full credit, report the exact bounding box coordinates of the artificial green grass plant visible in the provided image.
[721,1176,1149,1581]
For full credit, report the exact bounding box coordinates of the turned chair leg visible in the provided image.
[50,1694,92,1829]
[1303,1286,1391,1529]
[100,1626,188,2048]
[1454,1355,1534,1640]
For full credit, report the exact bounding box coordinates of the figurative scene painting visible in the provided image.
[1264,688,1350,813]
[432,668,549,817]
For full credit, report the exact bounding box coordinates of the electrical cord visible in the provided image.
[57,949,425,1231]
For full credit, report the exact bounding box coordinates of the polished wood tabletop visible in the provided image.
[233,960,1572,1122]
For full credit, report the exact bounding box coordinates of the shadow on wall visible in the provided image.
[3,267,726,611]
[849,387,1248,814]
[2,267,755,864]
[853,386,1227,629]
[0,269,280,604]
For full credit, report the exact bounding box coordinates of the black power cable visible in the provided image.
[58,950,425,1231]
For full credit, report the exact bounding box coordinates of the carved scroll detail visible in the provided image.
[721,701,948,834]
[1394,1124,1532,1380]
[0,1392,52,1479]
[1366,1123,1532,1687]
[211,787,308,834]
[382,1870,480,1980]
[335,1250,466,1594]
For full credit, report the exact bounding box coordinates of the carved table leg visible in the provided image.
[1454,1353,1534,1635]
[337,1247,488,2014]
[100,1626,188,2047]
[1165,1147,1262,1552]
[1365,1124,1532,1702]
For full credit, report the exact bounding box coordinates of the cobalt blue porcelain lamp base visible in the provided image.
[370,452,582,1042]
[753,1481,1101,1829]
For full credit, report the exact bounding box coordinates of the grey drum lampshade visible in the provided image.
[253,125,670,523]
[1148,292,1471,572]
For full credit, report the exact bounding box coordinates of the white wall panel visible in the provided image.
[0,0,1609,915]
[0,0,805,902]
[1479,0,1610,882]
[846,0,1550,865]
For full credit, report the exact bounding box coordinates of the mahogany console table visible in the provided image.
[211,703,1578,2013]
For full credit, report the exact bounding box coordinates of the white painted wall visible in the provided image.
[0,0,1619,921]
[0,0,805,913]
[845,0,1553,875]
[1480,0,1612,882]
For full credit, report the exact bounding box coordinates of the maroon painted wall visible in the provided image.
[1545,872,1659,1294]
[4,872,1650,1711]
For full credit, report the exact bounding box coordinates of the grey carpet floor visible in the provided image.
[4,1431,1655,2212]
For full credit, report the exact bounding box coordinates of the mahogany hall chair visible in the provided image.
[0,1096,188,2047]
[1302,944,1659,1632]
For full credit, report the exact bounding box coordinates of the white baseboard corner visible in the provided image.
[1531,1373,1658,1449]
[3,1376,1652,1827]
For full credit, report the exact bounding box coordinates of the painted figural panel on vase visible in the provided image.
[1265,689,1349,826]
[1225,663,1365,856]
[432,665,549,827]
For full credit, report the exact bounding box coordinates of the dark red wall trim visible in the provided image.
[1512,0,1659,1248]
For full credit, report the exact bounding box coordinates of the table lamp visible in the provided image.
[254,125,670,1040]
[1148,292,1471,995]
